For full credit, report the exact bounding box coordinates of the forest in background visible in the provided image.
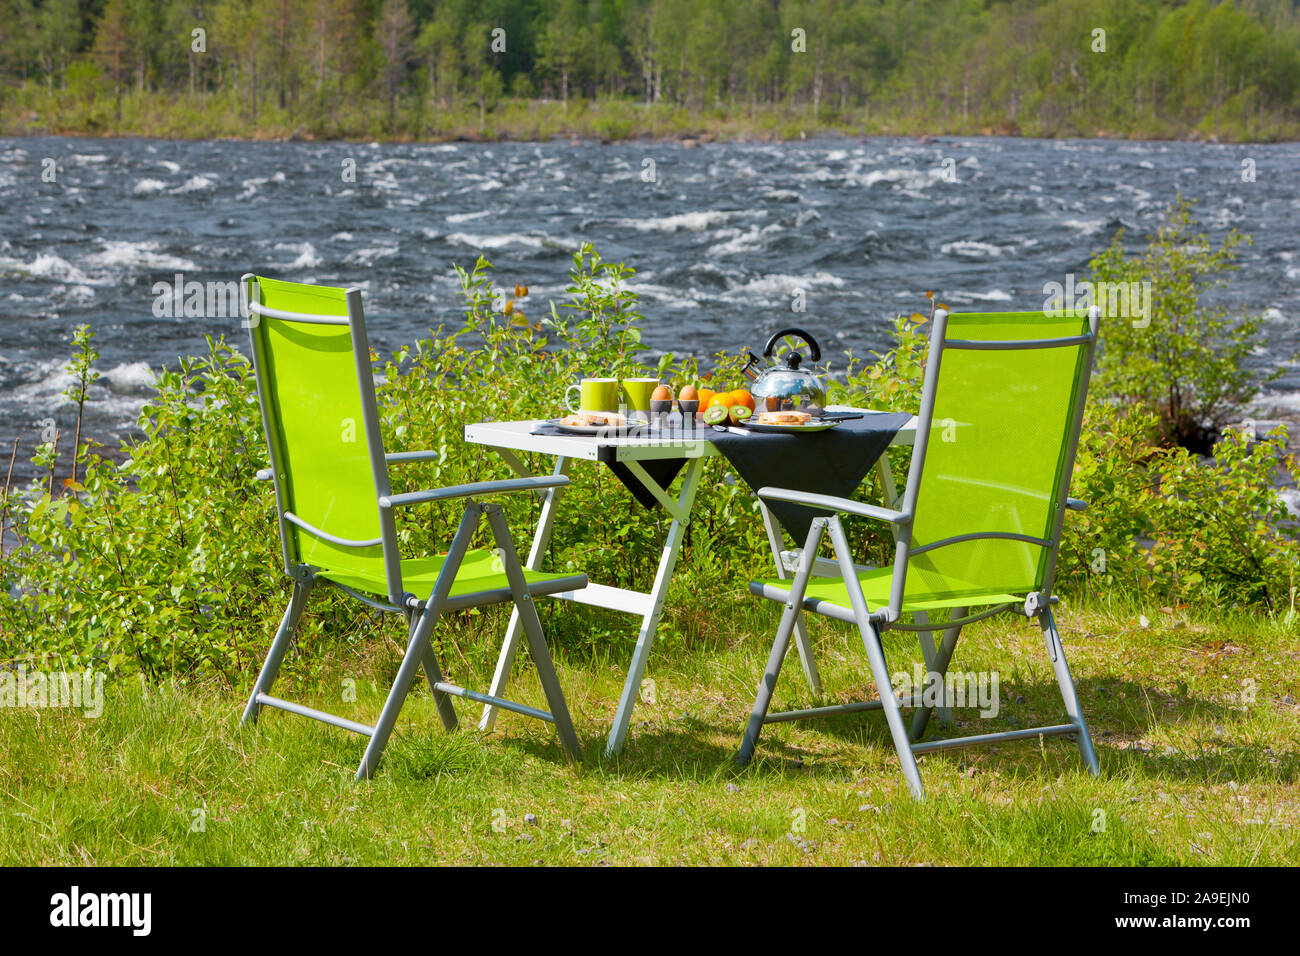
[1,0,1299,142]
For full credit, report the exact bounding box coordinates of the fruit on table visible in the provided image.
[678,385,757,420]
[703,404,730,425]
[730,389,755,411]
[729,404,753,424]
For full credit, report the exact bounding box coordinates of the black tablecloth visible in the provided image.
[529,422,688,509]
[707,412,912,539]
[530,412,910,535]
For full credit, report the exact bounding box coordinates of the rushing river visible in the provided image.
[1,134,1299,481]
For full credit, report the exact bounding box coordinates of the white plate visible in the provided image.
[740,419,841,434]
[548,418,647,436]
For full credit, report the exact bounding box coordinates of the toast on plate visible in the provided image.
[560,411,628,428]
[757,410,813,426]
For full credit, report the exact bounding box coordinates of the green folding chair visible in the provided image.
[738,307,1102,799]
[238,275,586,779]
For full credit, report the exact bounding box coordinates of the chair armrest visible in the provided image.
[379,475,569,509]
[757,486,911,525]
[255,469,274,482]
[1066,498,1088,512]
[386,450,441,465]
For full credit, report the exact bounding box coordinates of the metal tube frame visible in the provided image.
[476,453,710,757]
[759,499,823,696]
[379,475,569,510]
[241,275,584,778]
[737,307,1104,798]
[468,416,913,750]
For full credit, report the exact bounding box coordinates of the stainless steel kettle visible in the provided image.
[742,328,827,414]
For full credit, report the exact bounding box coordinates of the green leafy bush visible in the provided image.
[1061,406,1300,612]
[0,245,773,676]
[1088,195,1275,453]
[3,241,1296,682]
[2,337,287,680]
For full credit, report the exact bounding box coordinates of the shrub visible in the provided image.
[827,296,1300,613]
[1088,195,1275,454]
[2,337,287,680]
[0,244,772,676]
[1061,405,1300,612]
[3,243,1296,682]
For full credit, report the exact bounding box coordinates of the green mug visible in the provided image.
[621,378,660,414]
[565,378,619,413]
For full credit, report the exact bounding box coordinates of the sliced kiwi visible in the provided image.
[729,404,753,425]
[703,404,731,425]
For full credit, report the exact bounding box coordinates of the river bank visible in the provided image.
[4,90,1298,145]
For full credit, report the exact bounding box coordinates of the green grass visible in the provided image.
[2,595,1297,865]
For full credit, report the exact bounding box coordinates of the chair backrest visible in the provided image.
[887,307,1100,615]
[241,275,403,605]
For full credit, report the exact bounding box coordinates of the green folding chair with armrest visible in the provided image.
[737,307,1102,799]
[238,274,585,779]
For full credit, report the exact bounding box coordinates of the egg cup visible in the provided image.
[647,400,671,429]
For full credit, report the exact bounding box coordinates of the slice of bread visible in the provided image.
[562,411,628,427]
[757,410,813,425]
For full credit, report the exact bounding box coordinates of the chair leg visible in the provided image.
[479,457,570,733]
[356,504,481,781]
[824,516,925,799]
[484,504,582,762]
[759,499,823,696]
[737,600,802,764]
[1041,608,1099,776]
[738,518,828,765]
[241,579,313,725]
[909,611,966,741]
[406,608,458,732]
[914,612,953,728]
[856,617,926,800]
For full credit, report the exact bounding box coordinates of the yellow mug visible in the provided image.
[564,378,620,413]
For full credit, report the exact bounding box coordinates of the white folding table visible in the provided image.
[464,407,919,757]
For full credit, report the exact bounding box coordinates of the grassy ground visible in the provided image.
[1,595,1297,866]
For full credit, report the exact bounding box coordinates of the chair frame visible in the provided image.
[737,306,1103,799]
[237,275,585,778]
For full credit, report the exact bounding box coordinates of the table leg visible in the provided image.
[604,456,704,757]
[759,500,823,697]
[875,450,952,727]
[479,456,571,732]
[875,453,900,513]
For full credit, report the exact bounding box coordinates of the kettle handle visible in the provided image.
[762,327,821,364]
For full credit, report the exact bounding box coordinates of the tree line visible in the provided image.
[1,0,1298,139]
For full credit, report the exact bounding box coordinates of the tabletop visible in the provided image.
[464,407,918,464]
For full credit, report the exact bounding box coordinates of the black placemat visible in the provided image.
[529,422,688,510]
[707,412,912,539]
